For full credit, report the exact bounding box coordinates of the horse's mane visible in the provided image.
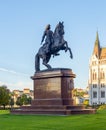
[53,24,59,35]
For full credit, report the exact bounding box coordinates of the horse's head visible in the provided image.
[54,21,64,36]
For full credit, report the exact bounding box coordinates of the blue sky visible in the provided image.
[0,0,106,91]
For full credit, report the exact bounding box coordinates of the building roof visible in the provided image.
[93,32,106,59]
[100,48,106,59]
[93,32,101,58]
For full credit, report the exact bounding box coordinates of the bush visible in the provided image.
[98,105,106,110]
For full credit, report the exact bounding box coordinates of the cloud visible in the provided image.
[0,81,6,86]
[0,67,33,91]
[0,67,29,76]
[0,81,33,91]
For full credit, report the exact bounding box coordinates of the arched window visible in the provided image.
[100,72,102,79]
[103,72,105,79]
[92,73,95,80]
[94,73,97,80]
[100,69,105,79]
[92,70,97,80]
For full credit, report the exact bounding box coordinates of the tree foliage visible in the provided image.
[0,86,10,109]
[98,105,106,110]
[73,88,86,97]
[9,98,14,108]
[16,97,23,106]
[16,94,32,106]
[83,99,89,106]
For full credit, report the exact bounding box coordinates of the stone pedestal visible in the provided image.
[31,68,75,106]
[11,68,96,115]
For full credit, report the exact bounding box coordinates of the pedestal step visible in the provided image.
[20,105,85,110]
[11,105,96,115]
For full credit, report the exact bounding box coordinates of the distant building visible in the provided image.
[73,87,89,105]
[13,88,34,104]
[89,32,106,105]
[23,88,34,98]
[13,90,21,103]
[73,97,84,105]
[83,93,89,100]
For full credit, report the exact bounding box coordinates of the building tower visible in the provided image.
[89,32,106,105]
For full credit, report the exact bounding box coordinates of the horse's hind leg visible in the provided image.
[35,53,40,72]
[42,55,52,69]
[43,61,52,69]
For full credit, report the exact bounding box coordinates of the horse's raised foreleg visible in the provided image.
[67,47,73,59]
[64,41,69,52]
[62,46,73,59]
[64,41,73,58]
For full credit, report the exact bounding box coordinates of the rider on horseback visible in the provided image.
[41,24,60,56]
[41,24,54,53]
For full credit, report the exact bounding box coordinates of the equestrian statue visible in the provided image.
[35,22,73,72]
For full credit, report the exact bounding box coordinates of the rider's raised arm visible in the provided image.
[41,31,46,44]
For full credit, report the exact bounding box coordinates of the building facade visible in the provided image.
[13,88,34,104]
[89,32,106,105]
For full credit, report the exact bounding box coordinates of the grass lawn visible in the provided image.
[0,110,106,130]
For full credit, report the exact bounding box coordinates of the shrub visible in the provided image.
[98,105,106,110]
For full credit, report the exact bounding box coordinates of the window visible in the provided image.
[103,72,105,79]
[101,91,105,98]
[93,84,97,88]
[100,69,105,80]
[93,91,97,98]
[92,61,97,65]
[93,102,97,105]
[101,84,105,88]
[92,70,97,80]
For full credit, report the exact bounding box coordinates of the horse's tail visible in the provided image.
[35,53,40,72]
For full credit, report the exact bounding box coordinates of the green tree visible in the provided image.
[16,97,23,106]
[9,91,15,108]
[27,97,32,104]
[73,88,86,97]
[0,86,10,109]
[21,94,28,105]
[16,94,32,106]
[83,99,89,107]
[9,98,14,108]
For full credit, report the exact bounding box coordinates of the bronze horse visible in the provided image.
[35,22,73,72]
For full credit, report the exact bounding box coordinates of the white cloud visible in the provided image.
[0,80,33,91]
[0,67,33,91]
[0,81,6,86]
[0,67,29,76]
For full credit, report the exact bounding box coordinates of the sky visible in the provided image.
[0,0,106,91]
